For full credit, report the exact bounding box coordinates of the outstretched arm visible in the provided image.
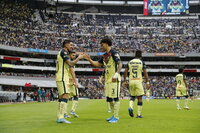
[66,54,84,66]
[84,54,103,67]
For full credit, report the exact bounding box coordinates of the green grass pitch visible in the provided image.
[0,99,200,133]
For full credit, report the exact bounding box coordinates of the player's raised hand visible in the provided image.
[84,53,91,60]
[77,52,85,60]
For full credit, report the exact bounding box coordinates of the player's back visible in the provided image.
[128,58,144,81]
[175,73,186,88]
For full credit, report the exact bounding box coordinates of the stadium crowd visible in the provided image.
[0,0,200,102]
[0,0,199,53]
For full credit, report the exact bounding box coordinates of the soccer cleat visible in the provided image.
[108,109,111,113]
[64,114,71,118]
[108,117,119,123]
[56,118,71,124]
[70,111,79,118]
[184,107,190,110]
[106,116,114,121]
[136,115,143,118]
[128,108,134,117]
[177,107,182,110]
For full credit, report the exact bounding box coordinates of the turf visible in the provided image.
[0,99,200,133]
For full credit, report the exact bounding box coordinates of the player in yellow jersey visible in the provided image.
[56,40,84,124]
[64,51,79,118]
[175,68,189,110]
[84,38,122,123]
[123,50,150,118]
[146,88,150,102]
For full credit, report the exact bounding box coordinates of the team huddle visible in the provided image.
[55,38,190,124]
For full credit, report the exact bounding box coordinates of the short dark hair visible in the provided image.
[135,50,142,58]
[62,40,72,48]
[100,38,112,46]
[179,68,184,73]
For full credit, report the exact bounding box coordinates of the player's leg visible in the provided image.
[107,101,111,113]
[108,82,120,123]
[56,81,71,124]
[106,97,114,121]
[184,95,189,110]
[135,82,144,118]
[128,81,136,117]
[176,89,181,110]
[128,96,135,117]
[146,90,150,102]
[136,96,143,118]
[70,94,79,117]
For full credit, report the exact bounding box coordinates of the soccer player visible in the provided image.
[56,40,84,124]
[146,88,150,102]
[64,51,79,118]
[175,68,189,110]
[84,38,122,123]
[188,88,194,102]
[123,50,150,118]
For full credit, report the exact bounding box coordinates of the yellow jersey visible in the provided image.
[127,58,146,81]
[175,73,186,89]
[98,49,121,83]
[56,49,70,83]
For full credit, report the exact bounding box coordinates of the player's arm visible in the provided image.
[61,50,84,66]
[99,70,105,84]
[123,67,129,87]
[112,53,122,82]
[70,67,78,88]
[143,61,150,89]
[143,68,150,89]
[66,54,84,66]
[84,54,103,67]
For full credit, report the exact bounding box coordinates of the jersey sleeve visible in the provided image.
[60,50,69,62]
[112,52,121,63]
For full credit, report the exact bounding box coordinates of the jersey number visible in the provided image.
[178,80,181,85]
[112,88,115,94]
[132,69,138,78]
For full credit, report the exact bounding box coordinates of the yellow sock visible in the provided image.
[129,100,134,109]
[57,102,61,118]
[184,99,189,107]
[114,101,120,118]
[109,102,114,113]
[137,105,142,116]
[107,102,111,111]
[71,100,78,112]
[176,99,180,108]
[57,101,67,119]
